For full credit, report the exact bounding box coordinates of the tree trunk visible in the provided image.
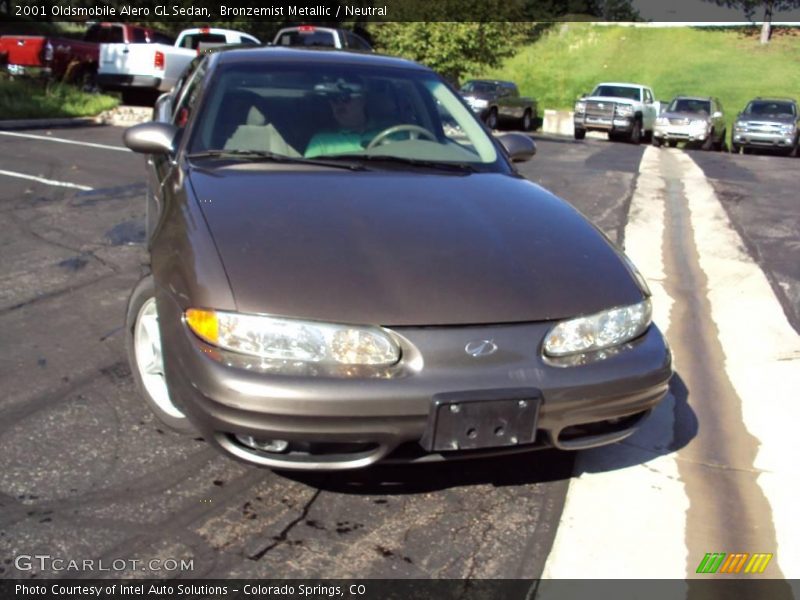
[760,1,774,45]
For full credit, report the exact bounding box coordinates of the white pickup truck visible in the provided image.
[573,82,660,144]
[98,27,260,103]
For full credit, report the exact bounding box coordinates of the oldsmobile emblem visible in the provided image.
[465,340,498,357]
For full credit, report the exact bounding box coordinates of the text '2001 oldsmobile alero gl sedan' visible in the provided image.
[123,47,672,470]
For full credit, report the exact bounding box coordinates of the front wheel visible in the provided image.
[628,120,642,144]
[652,137,663,147]
[520,109,533,132]
[701,131,714,151]
[668,140,678,148]
[485,108,499,130]
[126,274,195,433]
[574,127,586,140]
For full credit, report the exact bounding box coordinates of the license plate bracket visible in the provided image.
[420,388,541,452]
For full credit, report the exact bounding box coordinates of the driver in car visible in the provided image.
[305,79,393,158]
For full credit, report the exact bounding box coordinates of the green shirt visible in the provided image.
[304,130,375,158]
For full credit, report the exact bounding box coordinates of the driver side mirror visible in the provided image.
[123,122,179,155]
[712,111,723,119]
[496,133,536,162]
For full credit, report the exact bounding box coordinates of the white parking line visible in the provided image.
[677,151,800,578]
[0,169,93,191]
[0,131,130,152]
[541,146,688,579]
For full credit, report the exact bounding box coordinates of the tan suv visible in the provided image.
[653,96,726,151]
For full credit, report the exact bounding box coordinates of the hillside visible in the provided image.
[471,24,800,128]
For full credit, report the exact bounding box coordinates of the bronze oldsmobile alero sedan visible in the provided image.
[123,47,672,470]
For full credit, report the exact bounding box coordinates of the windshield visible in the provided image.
[188,61,499,165]
[744,101,796,118]
[591,85,641,101]
[460,81,496,95]
[668,98,711,114]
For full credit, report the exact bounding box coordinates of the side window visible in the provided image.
[130,28,147,44]
[348,33,371,51]
[108,25,124,44]
[644,89,653,103]
[172,61,207,128]
[84,25,101,43]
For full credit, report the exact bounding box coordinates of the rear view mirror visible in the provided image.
[123,122,179,155]
[497,133,536,162]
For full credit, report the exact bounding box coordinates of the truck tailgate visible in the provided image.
[99,42,162,78]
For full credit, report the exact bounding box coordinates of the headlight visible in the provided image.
[656,116,669,126]
[734,121,747,131]
[615,104,634,117]
[543,299,652,357]
[469,98,488,109]
[185,309,400,366]
[779,124,795,134]
[575,101,586,114]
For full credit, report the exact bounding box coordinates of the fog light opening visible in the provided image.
[235,435,290,453]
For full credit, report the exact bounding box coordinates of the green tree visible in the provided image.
[709,0,800,43]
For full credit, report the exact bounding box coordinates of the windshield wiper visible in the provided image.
[326,154,478,173]
[187,149,368,171]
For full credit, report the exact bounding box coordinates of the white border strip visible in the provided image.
[0,131,130,152]
[0,169,93,191]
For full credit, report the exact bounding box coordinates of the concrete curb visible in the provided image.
[0,105,152,130]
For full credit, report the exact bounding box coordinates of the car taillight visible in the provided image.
[201,27,210,34]
[298,25,315,32]
[154,50,164,70]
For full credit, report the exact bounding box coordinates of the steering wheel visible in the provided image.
[367,124,436,149]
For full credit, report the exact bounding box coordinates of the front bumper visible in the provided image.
[654,124,709,143]
[732,130,796,148]
[156,291,672,470]
[574,115,633,132]
[97,73,164,92]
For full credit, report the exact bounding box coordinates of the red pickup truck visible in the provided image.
[0,22,173,85]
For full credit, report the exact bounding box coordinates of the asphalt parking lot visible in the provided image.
[1,127,798,580]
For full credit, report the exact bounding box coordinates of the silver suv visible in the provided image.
[732,98,799,156]
[272,26,372,51]
[653,96,726,151]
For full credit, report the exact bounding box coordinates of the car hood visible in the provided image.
[737,114,796,125]
[660,111,709,121]
[189,168,643,326]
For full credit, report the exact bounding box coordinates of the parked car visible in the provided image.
[122,47,671,471]
[574,82,660,143]
[652,96,726,150]
[98,27,259,103]
[0,22,170,86]
[731,98,799,156]
[273,26,372,51]
[459,79,537,131]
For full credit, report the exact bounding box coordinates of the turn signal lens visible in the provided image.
[185,308,219,345]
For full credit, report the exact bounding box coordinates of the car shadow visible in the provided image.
[278,447,575,495]
[571,372,699,476]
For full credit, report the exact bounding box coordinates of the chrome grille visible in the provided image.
[669,118,690,126]
[586,100,614,119]
[744,121,782,134]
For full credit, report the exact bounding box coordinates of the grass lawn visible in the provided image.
[470,24,800,132]
[0,76,119,120]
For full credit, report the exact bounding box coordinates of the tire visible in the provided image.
[790,138,799,158]
[731,143,740,154]
[716,129,726,152]
[668,140,678,148]
[485,108,499,130]
[126,274,195,433]
[701,131,714,151]
[652,136,663,147]
[574,127,586,140]
[628,119,641,144]
[520,109,533,132]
